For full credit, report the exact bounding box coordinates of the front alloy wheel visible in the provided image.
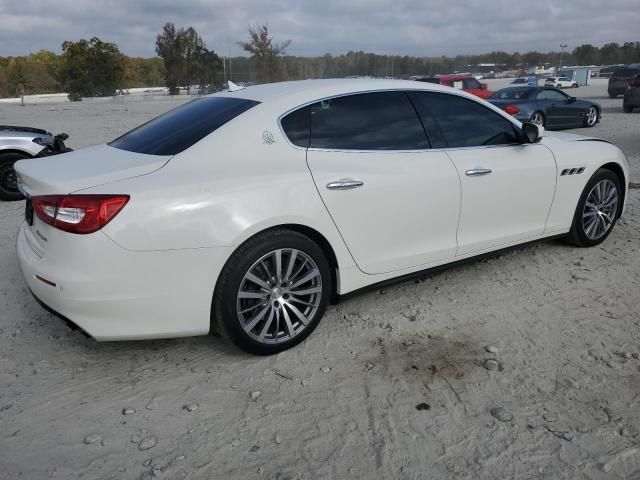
[566,169,621,247]
[585,106,598,127]
[213,230,332,354]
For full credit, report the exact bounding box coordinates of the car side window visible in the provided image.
[537,89,568,101]
[309,92,428,150]
[407,91,519,148]
[463,78,481,89]
[281,106,310,148]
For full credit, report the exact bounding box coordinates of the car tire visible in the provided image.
[584,106,598,127]
[608,93,617,99]
[0,152,29,201]
[556,84,562,88]
[572,83,578,88]
[623,105,633,113]
[566,169,622,248]
[212,229,332,355]
[530,111,545,127]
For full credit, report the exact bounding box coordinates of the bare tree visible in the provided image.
[240,24,290,83]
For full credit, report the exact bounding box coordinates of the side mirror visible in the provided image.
[521,122,543,143]
[568,96,576,103]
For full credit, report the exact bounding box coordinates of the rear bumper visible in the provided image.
[16,222,232,340]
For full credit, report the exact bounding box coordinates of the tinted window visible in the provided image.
[463,78,481,89]
[110,97,259,155]
[281,106,310,147]
[408,92,519,148]
[309,92,428,150]
[537,89,568,101]
[612,68,640,79]
[490,88,535,100]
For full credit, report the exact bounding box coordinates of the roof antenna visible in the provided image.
[227,81,245,92]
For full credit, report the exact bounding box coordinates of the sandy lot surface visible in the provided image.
[1,80,639,479]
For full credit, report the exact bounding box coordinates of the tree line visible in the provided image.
[1,25,639,100]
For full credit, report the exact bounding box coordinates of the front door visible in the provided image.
[407,90,557,256]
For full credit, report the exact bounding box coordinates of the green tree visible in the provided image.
[573,44,600,65]
[60,37,124,100]
[240,24,290,83]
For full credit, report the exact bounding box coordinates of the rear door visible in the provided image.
[304,91,461,274]
[408,91,557,256]
[535,88,577,127]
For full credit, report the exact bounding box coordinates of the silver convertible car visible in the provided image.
[14,79,629,354]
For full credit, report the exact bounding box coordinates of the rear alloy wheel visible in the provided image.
[213,230,332,355]
[566,169,621,247]
[0,152,29,201]
[530,111,545,127]
[584,106,598,127]
[572,83,578,88]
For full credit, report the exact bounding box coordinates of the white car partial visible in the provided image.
[545,77,579,88]
[14,79,629,354]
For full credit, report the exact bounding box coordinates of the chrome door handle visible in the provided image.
[465,168,492,177]
[326,179,364,190]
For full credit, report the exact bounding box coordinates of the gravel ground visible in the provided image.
[1,80,639,479]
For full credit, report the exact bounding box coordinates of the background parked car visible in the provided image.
[489,86,600,129]
[415,75,493,99]
[608,67,640,98]
[510,76,538,86]
[0,126,71,201]
[623,74,640,113]
[544,77,579,88]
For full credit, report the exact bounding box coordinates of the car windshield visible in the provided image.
[109,96,260,155]
[490,88,534,100]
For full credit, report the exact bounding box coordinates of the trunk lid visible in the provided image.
[15,144,170,197]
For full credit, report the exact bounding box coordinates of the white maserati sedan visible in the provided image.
[14,79,629,354]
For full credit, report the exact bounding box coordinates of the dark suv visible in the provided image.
[623,74,640,113]
[608,67,640,98]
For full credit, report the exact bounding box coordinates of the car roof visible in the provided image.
[209,78,459,107]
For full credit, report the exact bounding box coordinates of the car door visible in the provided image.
[535,88,574,127]
[407,91,557,256]
[303,91,461,275]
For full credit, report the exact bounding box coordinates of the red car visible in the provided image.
[415,75,493,99]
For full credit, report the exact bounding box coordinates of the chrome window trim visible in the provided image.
[276,88,523,153]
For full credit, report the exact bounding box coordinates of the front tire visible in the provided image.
[212,229,332,355]
[584,106,598,127]
[0,152,29,201]
[566,169,621,247]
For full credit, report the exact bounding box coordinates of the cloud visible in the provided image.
[1,0,639,57]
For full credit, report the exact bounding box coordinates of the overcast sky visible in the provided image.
[2,0,639,58]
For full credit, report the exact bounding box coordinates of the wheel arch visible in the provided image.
[599,162,627,218]
[0,148,34,159]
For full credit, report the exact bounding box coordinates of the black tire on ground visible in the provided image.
[623,105,633,113]
[565,169,622,248]
[0,152,29,201]
[212,229,332,355]
[608,93,617,99]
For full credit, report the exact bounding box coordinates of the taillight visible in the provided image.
[504,104,520,116]
[32,194,129,234]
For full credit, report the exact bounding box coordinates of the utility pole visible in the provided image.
[558,44,568,74]
[223,55,227,84]
[228,39,232,82]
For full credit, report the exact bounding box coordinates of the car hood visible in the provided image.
[14,144,171,196]
[541,131,610,145]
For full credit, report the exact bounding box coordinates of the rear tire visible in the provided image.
[566,169,621,247]
[623,105,633,113]
[530,111,545,127]
[608,92,617,99]
[0,152,29,201]
[212,229,332,355]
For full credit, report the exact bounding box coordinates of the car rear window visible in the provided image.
[490,88,534,100]
[109,97,260,155]
[612,68,640,79]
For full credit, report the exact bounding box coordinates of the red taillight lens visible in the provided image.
[32,194,129,234]
[504,104,520,116]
